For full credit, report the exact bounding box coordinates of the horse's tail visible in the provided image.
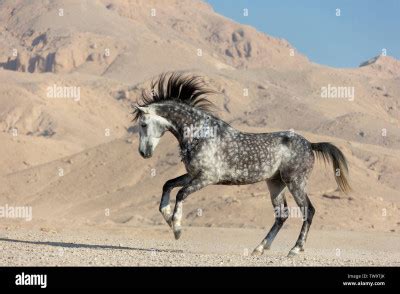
[311,142,351,194]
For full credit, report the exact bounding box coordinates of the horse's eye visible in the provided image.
[141,123,147,128]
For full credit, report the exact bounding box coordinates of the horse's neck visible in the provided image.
[163,105,222,148]
[170,111,210,140]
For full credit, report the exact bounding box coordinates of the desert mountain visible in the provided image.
[359,55,400,77]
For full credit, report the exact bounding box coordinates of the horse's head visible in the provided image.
[136,106,171,158]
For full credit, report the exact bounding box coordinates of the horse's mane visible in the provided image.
[132,72,218,121]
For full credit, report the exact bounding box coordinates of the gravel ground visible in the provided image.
[0,224,399,266]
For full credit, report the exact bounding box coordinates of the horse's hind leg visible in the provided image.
[252,176,288,256]
[285,175,315,257]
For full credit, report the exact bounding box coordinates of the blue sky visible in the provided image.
[206,0,400,68]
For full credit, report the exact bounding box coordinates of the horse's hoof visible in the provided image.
[287,248,300,258]
[166,218,173,228]
[173,228,182,240]
[251,246,264,256]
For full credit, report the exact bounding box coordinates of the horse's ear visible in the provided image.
[136,106,149,114]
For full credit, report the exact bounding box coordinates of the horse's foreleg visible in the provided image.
[252,177,287,256]
[171,178,211,240]
[160,174,191,227]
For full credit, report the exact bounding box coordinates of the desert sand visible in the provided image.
[1,222,399,266]
[0,0,399,266]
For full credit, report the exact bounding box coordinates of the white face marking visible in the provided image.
[138,107,174,158]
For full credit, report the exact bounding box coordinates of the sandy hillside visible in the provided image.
[0,0,399,266]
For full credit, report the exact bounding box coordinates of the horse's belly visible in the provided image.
[218,163,279,185]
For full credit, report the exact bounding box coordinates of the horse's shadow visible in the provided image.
[0,237,184,253]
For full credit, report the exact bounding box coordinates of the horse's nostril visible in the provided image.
[140,149,152,158]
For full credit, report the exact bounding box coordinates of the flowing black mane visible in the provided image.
[132,72,218,121]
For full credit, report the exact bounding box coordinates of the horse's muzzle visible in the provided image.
[139,149,152,158]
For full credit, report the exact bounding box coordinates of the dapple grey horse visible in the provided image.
[133,73,350,257]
